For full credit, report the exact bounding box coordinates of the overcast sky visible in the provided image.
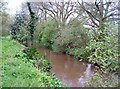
[6,0,24,15]
[6,0,118,16]
[6,0,80,15]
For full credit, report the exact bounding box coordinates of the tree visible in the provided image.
[0,0,10,36]
[77,0,118,28]
[27,2,38,47]
[0,0,7,13]
[118,0,120,60]
[77,0,119,41]
[37,1,76,28]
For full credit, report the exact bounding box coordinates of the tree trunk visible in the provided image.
[118,0,120,59]
[27,2,36,48]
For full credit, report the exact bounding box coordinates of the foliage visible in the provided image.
[25,48,37,59]
[38,19,90,53]
[25,47,52,72]
[68,18,90,48]
[52,19,90,52]
[33,54,52,72]
[85,30,118,72]
[38,17,118,73]
[39,20,57,48]
[0,1,10,37]
[27,2,38,47]
[84,72,118,87]
[51,43,62,53]
[66,47,89,60]
[1,37,65,87]
[34,22,42,43]
[10,12,29,46]
[0,0,7,13]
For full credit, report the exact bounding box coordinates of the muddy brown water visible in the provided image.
[36,45,118,87]
[36,45,96,87]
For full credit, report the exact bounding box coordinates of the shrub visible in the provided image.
[85,35,119,72]
[52,19,90,52]
[26,48,37,59]
[51,43,62,53]
[32,53,52,72]
[16,28,30,46]
[67,19,90,48]
[84,72,118,87]
[39,20,57,48]
[10,13,29,46]
[65,47,89,60]
[25,47,52,72]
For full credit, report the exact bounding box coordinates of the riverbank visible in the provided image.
[1,37,118,87]
[1,37,65,87]
[36,44,119,87]
[38,20,118,73]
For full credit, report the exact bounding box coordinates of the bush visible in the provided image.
[66,47,89,60]
[26,48,37,59]
[85,35,119,72]
[51,43,62,53]
[24,47,52,72]
[52,19,90,53]
[84,72,118,87]
[10,13,29,46]
[67,19,90,48]
[16,28,30,46]
[39,20,57,48]
[39,18,90,53]
[32,53,52,72]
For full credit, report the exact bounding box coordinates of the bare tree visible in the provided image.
[36,1,76,28]
[77,0,118,28]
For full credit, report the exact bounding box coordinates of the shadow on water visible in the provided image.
[36,45,118,87]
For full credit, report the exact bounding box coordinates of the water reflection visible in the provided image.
[78,64,92,87]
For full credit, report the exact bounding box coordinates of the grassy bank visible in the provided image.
[1,37,65,87]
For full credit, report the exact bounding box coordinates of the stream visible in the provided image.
[36,45,118,87]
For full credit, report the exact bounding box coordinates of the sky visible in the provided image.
[6,0,118,16]
[6,0,80,16]
[6,0,24,15]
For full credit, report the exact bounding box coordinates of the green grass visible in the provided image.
[1,37,65,87]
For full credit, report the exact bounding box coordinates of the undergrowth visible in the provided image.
[1,37,66,87]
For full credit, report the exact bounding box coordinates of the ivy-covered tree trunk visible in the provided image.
[118,0,120,63]
[27,2,36,47]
